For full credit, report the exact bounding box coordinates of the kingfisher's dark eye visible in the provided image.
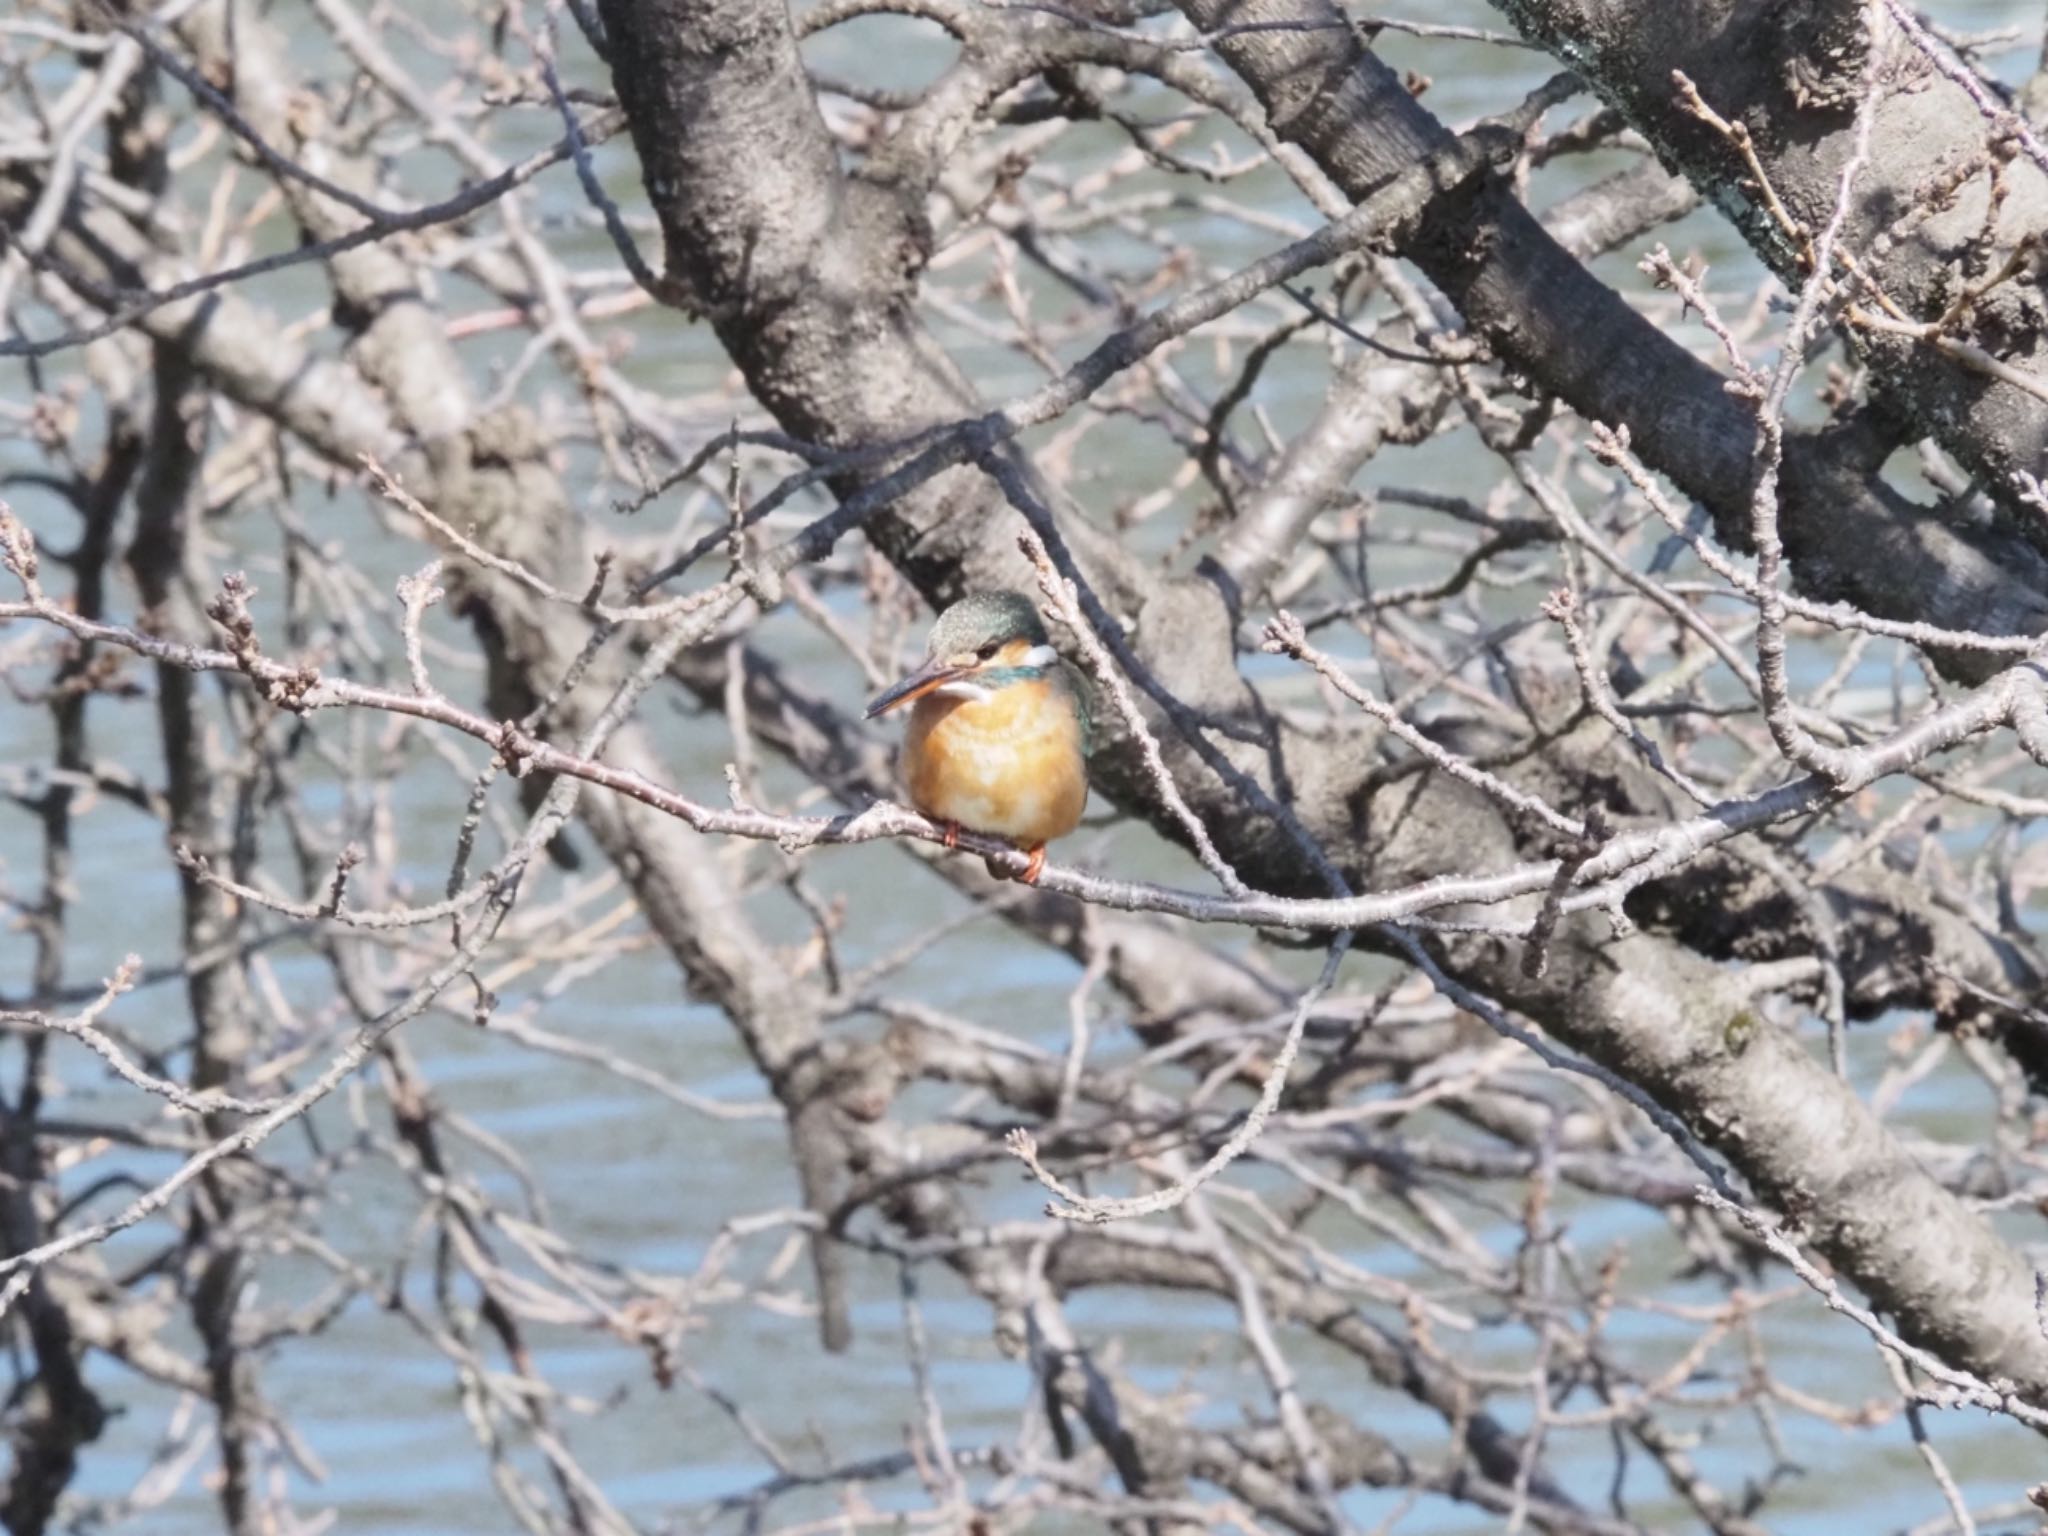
[977,642,1001,660]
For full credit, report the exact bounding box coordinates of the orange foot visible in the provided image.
[941,820,961,850]
[1017,843,1047,885]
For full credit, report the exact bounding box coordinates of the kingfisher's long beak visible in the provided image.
[865,656,971,719]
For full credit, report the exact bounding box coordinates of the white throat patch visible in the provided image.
[934,679,995,703]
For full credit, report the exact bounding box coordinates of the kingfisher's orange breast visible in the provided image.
[903,676,1087,846]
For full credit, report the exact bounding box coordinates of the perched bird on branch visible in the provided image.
[865,591,1091,884]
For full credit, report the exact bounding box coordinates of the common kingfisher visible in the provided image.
[865,591,1091,884]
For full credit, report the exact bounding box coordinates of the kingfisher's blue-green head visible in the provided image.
[864,592,1058,718]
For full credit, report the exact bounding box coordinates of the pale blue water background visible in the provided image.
[2,1,2046,1530]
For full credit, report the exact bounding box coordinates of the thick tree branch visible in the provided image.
[1183,0,2048,678]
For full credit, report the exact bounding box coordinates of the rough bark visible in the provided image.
[1494,0,2048,525]
[1178,0,2048,681]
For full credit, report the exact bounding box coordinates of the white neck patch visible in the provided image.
[1017,644,1058,668]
